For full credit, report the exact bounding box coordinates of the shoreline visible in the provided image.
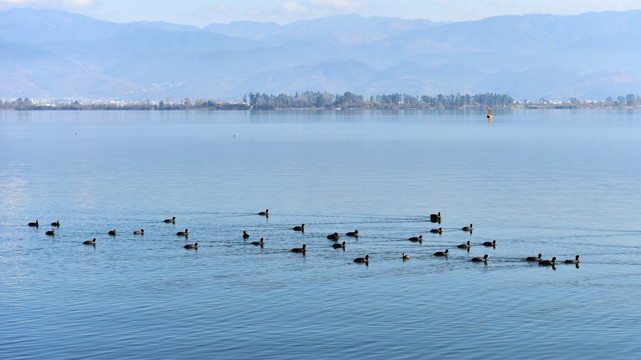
[4,92,639,111]
[2,105,640,111]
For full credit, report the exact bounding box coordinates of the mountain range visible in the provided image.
[1,8,641,101]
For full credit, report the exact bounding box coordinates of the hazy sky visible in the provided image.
[1,0,641,26]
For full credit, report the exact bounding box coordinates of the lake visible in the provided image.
[1,109,640,359]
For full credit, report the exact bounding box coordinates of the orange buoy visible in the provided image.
[487,108,492,120]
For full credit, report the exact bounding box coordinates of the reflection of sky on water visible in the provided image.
[0,175,29,216]
[1,109,641,359]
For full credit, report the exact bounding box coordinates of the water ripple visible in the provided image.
[1,110,641,359]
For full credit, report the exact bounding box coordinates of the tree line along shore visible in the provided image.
[2,92,641,111]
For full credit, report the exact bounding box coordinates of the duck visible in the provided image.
[345,230,358,237]
[483,240,496,247]
[290,244,306,253]
[184,242,198,249]
[402,253,410,260]
[258,209,269,216]
[45,229,55,236]
[327,232,339,241]
[177,228,189,236]
[457,240,471,249]
[108,229,117,236]
[471,254,489,263]
[163,216,176,223]
[461,224,473,232]
[539,257,556,266]
[430,228,442,234]
[408,235,423,243]
[51,220,60,227]
[133,229,144,235]
[28,220,39,227]
[83,238,96,246]
[332,241,346,250]
[353,254,369,264]
[526,253,542,262]
[430,212,441,223]
[243,231,250,239]
[564,255,580,264]
[292,224,305,232]
[433,249,449,257]
[250,238,264,246]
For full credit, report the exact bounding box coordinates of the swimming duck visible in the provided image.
[290,244,306,253]
[177,229,189,236]
[408,235,423,243]
[184,242,198,249]
[327,232,339,240]
[133,229,144,235]
[430,212,441,223]
[457,240,471,249]
[243,231,250,239]
[345,230,359,237]
[258,209,269,216]
[564,255,580,264]
[353,254,369,264]
[402,253,410,260]
[250,238,264,246]
[83,238,96,246]
[483,240,496,247]
[461,224,473,232]
[51,220,60,227]
[108,229,116,236]
[45,229,55,236]
[429,228,442,234]
[539,257,556,266]
[526,253,542,262]
[292,224,305,232]
[433,249,449,257]
[471,254,489,262]
[332,241,346,250]
[163,216,176,223]
[28,220,39,227]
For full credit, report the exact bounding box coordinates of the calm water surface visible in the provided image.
[1,109,640,359]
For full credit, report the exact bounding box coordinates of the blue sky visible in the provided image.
[1,0,641,26]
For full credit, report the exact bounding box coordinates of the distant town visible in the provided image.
[2,92,641,111]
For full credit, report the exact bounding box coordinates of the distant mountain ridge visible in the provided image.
[1,8,640,100]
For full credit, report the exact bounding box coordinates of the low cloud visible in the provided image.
[309,0,364,10]
[64,0,93,6]
[251,0,373,22]
[281,2,307,15]
[207,3,230,13]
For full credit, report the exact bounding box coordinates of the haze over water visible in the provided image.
[1,109,640,359]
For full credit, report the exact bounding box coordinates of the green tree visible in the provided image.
[625,94,637,106]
